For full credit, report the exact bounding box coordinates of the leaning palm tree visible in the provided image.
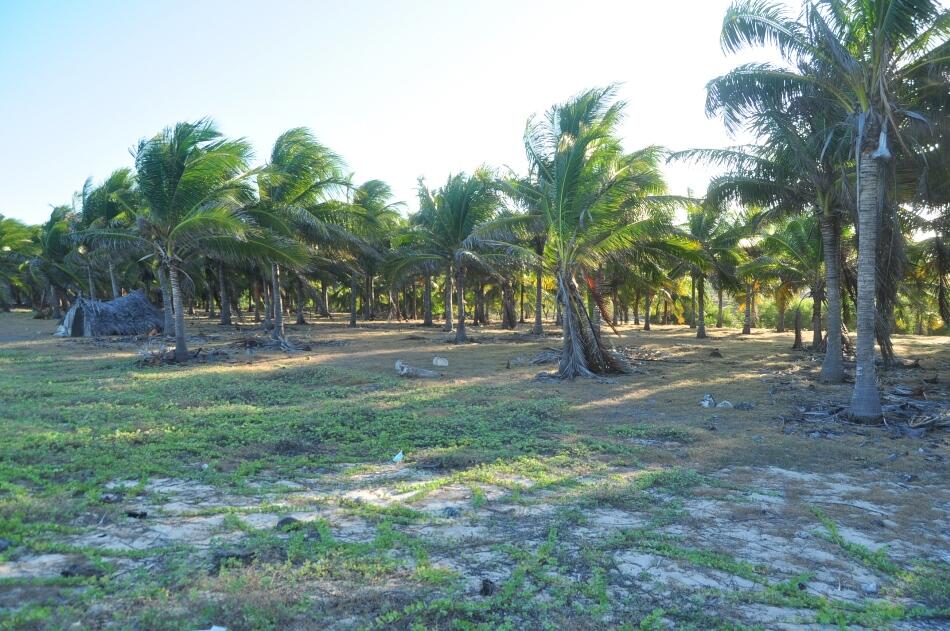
[249,127,351,340]
[76,168,139,299]
[130,119,258,360]
[26,205,79,319]
[520,86,688,378]
[708,0,949,420]
[0,215,36,310]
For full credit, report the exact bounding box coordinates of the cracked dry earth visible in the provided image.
[3,459,948,629]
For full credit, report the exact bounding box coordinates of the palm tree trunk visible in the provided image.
[108,260,120,299]
[455,267,466,343]
[519,280,526,323]
[443,263,453,332]
[777,304,786,332]
[218,261,231,325]
[296,279,307,325]
[716,286,724,328]
[262,273,272,329]
[271,262,284,340]
[556,271,624,379]
[819,214,844,383]
[696,275,707,339]
[168,264,188,361]
[87,266,95,300]
[207,283,216,319]
[689,276,696,328]
[742,284,752,335]
[253,282,261,322]
[349,274,358,327]
[51,286,62,320]
[811,285,822,349]
[157,265,174,335]
[501,281,517,329]
[423,272,433,326]
[633,290,640,325]
[643,290,652,331]
[792,307,803,349]
[849,149,883,421]
[319,280,331,317]
[532,262,544,335]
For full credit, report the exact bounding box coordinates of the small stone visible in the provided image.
[441,506,461,518]
[432,356,449,367]
[861,581,878,594]
[0,537,12,553]
[276,516,301,531]
[700,394,716,408]
[809,431,822,439]
[125,510,147,519]
[734,401,755,411]
[716,401,733,409]
[480,578,496,596]
[709,348,723,358]
[99,493,122,504]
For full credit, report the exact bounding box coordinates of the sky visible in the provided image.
[0,0,784,224]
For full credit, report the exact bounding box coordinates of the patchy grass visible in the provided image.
[1,312,948,630]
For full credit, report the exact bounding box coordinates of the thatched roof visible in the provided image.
[55,290,164,337]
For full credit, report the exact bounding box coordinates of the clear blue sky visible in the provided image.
[0,0,778,224]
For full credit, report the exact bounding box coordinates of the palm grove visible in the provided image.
[0,1,947,423]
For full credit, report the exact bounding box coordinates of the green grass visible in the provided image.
[2,321,947,631]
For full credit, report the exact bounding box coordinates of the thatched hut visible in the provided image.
[55,290,164,337]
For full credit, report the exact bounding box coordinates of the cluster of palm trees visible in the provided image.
[0,0,946,423]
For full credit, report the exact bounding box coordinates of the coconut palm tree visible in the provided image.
[745,216,826,346]
[708,0,949,419]
[684,95,853,379]
[0,215,36,310]
[519,86,689,378]
[76,169,138,299]
[249,127,351,340]
[26,206,79,319]
[677,201,746,338]
[410,170,503,343]
[130,119,259,360]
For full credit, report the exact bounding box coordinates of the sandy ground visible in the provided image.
[0,311,948,629]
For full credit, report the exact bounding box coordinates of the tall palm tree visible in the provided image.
[678,202,745,338]
[677,94,851,381]
[411,170,502,343]
[520,86,688,378]
[130,119,257,360]
[250,127,351,340]
[708,0,949,420]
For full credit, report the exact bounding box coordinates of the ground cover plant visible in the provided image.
[0,314,947,630]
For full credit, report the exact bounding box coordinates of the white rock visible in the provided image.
[716,401,733,409]
[432,356,449,367]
